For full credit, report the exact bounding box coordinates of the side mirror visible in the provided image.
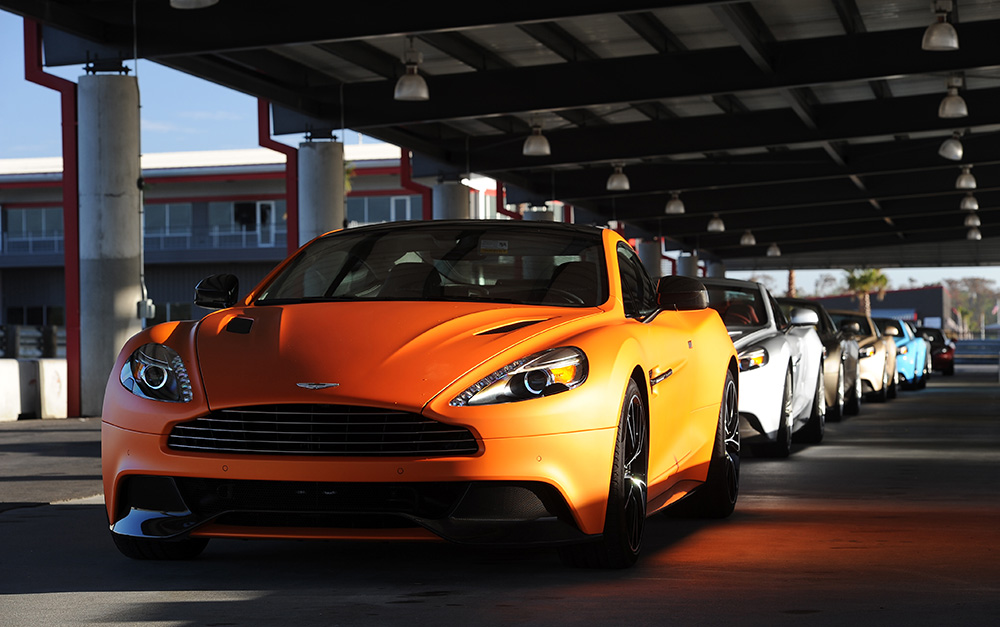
[840,321,861,334]
[195,274,239,309]
[656,276,708,311]
[789,308,819,326]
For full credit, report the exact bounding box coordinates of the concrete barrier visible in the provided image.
[38,359,68,419]
[0,358,68,420]
[0,359,20,421]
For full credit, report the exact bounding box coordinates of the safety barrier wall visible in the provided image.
[0,358,67,421]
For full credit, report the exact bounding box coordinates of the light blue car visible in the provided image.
[873,318,931,390]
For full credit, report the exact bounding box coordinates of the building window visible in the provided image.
[208,200,286,248]
[144,203,193,250]
[1,207,63,254]
[346,195,421,226]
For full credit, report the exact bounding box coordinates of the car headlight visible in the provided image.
[859,345,876,359]
[897,345,909,355]
[738,347,768,372]
[119,343,193,403]
[450,347,588,406]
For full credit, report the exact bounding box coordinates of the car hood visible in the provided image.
[195,301,601,410]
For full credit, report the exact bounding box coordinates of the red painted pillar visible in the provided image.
[24,20,80,417]
[257,100,299,254]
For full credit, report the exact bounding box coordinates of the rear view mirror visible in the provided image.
[840,321,861,334]
[195,274,240,309]
[656,276,708,311]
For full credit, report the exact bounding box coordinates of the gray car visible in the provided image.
[778,298,862,420]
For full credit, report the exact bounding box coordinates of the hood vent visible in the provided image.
[476,319,546,336]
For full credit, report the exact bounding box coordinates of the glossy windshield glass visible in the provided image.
[705,285,768,330]
[830,312,872,336]
[255,223,608,307]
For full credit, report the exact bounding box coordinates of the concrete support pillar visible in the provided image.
[432,182,471,219]
[677,253,700,278]
[636,240,664,278]
[77,74,142,416]
[298,141,344,245]
[707,261,726,278]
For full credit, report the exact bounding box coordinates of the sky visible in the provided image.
[2,9,999,293]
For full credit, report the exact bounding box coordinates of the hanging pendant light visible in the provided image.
[522,125,551,156]
[964,213,981,228]
[922,1,959,51]
[766,242,781,257]
[664,192,685,215]
[707,213,725,233]
[960,192,979,211]
[394,38,429,101]
[938,132,963,161]
[938,76,967,118]
[606,164,630,191]
[740,230,756,246]
[967,227,983,240]
[956,165,977,190]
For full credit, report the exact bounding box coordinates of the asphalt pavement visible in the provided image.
[1,366,999,626]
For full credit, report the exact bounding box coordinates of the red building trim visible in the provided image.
[398,149,432,220]
[257,100,299,254]
[24,19,80,417]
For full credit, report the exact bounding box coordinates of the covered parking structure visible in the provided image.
[4,0,1000,413]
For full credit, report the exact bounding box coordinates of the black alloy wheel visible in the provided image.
[559,379,648,569]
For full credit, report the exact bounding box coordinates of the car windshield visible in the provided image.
[830,312,872,336]
[254,222,608,307]
[705,285,768,330]
[874,318,904,337]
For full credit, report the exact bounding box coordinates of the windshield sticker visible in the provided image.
[480,239,509,254]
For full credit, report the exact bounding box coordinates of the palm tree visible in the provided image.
[845,268,889,316]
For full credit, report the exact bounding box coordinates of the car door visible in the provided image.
[615,245,696,492]
[768,290,813,419]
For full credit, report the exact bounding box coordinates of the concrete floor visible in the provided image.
[1,366,998,626]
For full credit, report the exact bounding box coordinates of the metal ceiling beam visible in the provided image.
[3,0,735,58]
[439,87,1000,174]
[298,20,1000,129]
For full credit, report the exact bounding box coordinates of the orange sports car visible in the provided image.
[102,220,738,568]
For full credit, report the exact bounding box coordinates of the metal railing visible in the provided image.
[0,325,65,359]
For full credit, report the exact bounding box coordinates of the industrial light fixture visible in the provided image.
[960,192,979,211]
[922,1,959,51]
[522,125,551,156]
[964,213,981,228]
[956,165,977,189]
[938,76,968,119]
[606,164,630,191]
[967,226,982,240]
[707,213,725,233]
[394,38,429,101]
[665,192,685,215]
[766,242,781,257]
[938,132,963,161]
[740,230,756,246]
[170,0,219,8]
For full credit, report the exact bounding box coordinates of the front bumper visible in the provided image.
[103,421,617,545]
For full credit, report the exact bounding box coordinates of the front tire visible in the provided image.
[826,361,845,422]
[845,362,862,415]
[796,368,826,444]
[559,379,648,569]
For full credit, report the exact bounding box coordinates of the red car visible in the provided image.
[917,327,955,376]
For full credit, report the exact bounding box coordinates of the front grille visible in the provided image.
[167,404,479,457]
